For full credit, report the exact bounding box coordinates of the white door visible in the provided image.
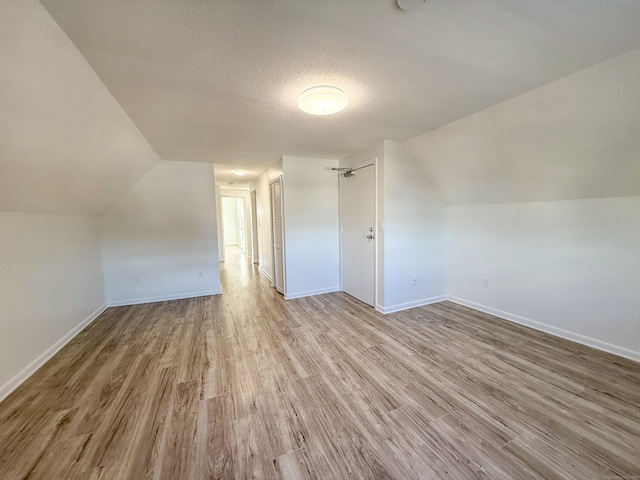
[270,177,285,294]
[341,163,375,306]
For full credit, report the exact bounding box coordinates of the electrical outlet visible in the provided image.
[411,275,417,286]
[482,277,489,288]
[197,271,204,279]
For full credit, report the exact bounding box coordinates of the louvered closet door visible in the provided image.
[270,177,285,294]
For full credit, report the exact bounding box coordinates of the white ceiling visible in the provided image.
[0,0,160,214]
[38,0,640,185]
[406,48,640,204]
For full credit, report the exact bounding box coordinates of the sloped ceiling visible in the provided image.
[38,0,640,186]
[406,48,640,204]
[0,0,160,214]
[3,1,640,208]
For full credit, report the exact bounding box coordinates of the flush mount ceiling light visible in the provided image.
[398,0,426,11]
[298,85,348,116]
[233,170,246,176]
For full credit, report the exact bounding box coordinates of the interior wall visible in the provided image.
[221,197,240,246]
[220,188,253,257]
[0,0,159,215]
[447,197,640,360]
[340,142,385,304]
[250,190,259,264]
[254,160,283,283]
[215,185,225,262]
[406,47,640,205]
[0,212,106,400]
[381,140,447,312]
[255,172,273,281]
[100,161,221,306]
[240,191,252,256]
[403,47,640,361]
[282,156,340,299]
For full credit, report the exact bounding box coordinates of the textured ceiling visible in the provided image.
[406,48,640,204]
[39,0,640,185]
[0,0,160,214]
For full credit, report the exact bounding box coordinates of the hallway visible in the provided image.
[220,245,265,294]
[1,248,639,479]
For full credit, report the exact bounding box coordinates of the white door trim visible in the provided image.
[270,176,286,295]
[339,157,378,307]
[250,189,259,265]
[221,194,249,254]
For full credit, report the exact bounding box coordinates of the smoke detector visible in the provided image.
[398,0,426,12]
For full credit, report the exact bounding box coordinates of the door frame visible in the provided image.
[270,175,287,295]
[338,157,379,308]
[250,189,259,265]
[220,194,251,256]
[216,186,226,262]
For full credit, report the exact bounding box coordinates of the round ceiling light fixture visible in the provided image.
[298,85,348,115]
[233,170,246,176]
[398,0,426,12]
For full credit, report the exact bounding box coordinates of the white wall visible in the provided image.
[240,191,253,257]
[100,161,221,306]
[403,48,640,361]
[0,212,106,400]
[222,197,240,246]
[220,188,253,256]
[254,160,283,283]
[381,141,447,312]
[339,141,447,312]
[255,172,272,281]
[406,47,640,205]
[0,0,159,215]
[339,142,384,171]
[215,185,225,262]
[340,142,385,305]
[282,156,341,299]
[251,190,259,263]
[447,197,640,360]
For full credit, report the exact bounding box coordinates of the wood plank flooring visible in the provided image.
[1,247,639,479]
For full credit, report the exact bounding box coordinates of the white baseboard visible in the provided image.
[0,303,108,402]
[376,295,447,314]
[447,296,640,364]
[285,286,341,300]
[107,289,222,307]
[258,266,273,283]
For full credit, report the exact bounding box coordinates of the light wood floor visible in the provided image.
[1,248,639,479]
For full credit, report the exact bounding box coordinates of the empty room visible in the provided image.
[1,0,639,478]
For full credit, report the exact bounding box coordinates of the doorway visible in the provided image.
[340,161,376,306]
[221,196,247,256]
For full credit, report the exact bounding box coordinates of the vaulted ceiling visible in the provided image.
[0,0,160,214]
[2,0,640,212]
[37,0,640,186]
[406,48,640,204]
